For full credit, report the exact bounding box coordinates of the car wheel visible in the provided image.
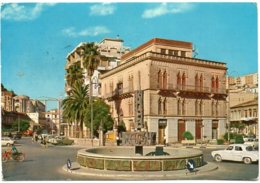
[214,154,222,162]
[243,157,252,164]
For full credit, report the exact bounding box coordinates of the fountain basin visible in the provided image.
[77,146,203,171]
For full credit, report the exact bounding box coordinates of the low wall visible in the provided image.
[77,146,203,171]
[71,138,100,146]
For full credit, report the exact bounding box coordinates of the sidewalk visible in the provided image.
[62,162,218,179]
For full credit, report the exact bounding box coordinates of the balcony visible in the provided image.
[154,84,226,98]
[104,87,134,101]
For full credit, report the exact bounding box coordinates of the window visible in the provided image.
[211,76,215,92]
[235,146,242,151]
[158,70,163,89]
[163,71,167,89]
[158,97,162,115]
[181,51,186,57]
[195,74,199,91]
[129,75,134,92]
[182,99,186,115]
[163,98,167,115]
[128,99,133,116]
[182,73,186,90]
[174,50,178,56]
[216,76,219,93]
[226,146,233,150]
[161,49,166,54]
[177,72,181,90]
[168,50,173,55]
[177,98,181,115]
[200,74,203,92]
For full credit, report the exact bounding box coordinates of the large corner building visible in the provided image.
[100,38,227,144]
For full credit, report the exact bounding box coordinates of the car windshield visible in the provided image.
[246,146,254,151]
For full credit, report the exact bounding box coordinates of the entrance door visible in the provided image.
[195,120,202,140]
[158,119,167,144]
[212,120,218,139]
[178,120,186,141]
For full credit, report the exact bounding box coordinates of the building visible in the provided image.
[230,98,258,136]
[101,38,228,144]
[64,37,130,137]
[65,37,130,97]
[44,109,61,135]
[1,84,15,112]
[227,73,258,93]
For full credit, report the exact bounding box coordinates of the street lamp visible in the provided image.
[90,76,100,146]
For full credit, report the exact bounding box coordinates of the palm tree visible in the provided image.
[62,80,89,138]
[80,42,100,142]
[66,63,83,87]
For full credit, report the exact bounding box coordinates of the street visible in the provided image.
[2,137,259,180]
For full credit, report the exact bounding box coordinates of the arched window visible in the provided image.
[195,73,199,91]
[200,100,203,116]
[182,73,186,90]
[158,97,162,115]
[177,98,181,115]
[200,74,203,92]
[177,72,181,90]
[158,70,163,89]
[216,76,219,93]
[163,71,167,89]
[195,99,198,116]
[163,98,167,115]
[182,99,186,115]
[211,76,215,93]
[211,100,215,116]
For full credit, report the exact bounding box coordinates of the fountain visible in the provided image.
[76,146,203,171]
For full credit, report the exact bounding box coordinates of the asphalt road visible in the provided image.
[1,137,259,180]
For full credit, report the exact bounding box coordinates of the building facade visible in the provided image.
[101,38,227,144]
[230,98,258,136]
[65,37,130,97]
[64,37,130,137]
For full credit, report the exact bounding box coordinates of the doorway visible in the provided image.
[158,119,167,144]
[178,120,186,142]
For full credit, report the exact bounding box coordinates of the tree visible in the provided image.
[182,131,194,140]
[81,42,100,77]
[80,42,101,140]
[84,98,114,137]
[12,119,30,132]
[66,63,83,87]
[62,80,89,138]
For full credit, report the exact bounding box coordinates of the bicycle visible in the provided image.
[2,150,25,162]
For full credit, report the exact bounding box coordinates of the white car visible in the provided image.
[244,139,258,149]
[211,144,259,164]
[1,137,15,146]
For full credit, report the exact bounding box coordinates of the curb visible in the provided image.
[62,162,218,179]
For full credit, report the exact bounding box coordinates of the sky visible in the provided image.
[1,2,258,109]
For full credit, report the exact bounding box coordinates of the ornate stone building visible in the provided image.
[101,38,227,144]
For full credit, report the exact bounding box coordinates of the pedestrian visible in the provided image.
[35,135,38,142]
[43,136,48,148]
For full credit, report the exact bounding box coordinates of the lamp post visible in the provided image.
[90,76,100,147]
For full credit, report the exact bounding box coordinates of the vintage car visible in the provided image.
[211,144,258,164]
[244,138,258,150]
[1,137,15,146]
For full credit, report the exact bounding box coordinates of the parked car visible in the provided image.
[48,136,65,145]
[244,138,258,149]
[1,137,15,146]
[211,144,258,164]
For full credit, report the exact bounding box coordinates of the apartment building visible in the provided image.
[101,38,227,144]
[1,84,15,112]
[230,98,258,136]
[65,37,130,97]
